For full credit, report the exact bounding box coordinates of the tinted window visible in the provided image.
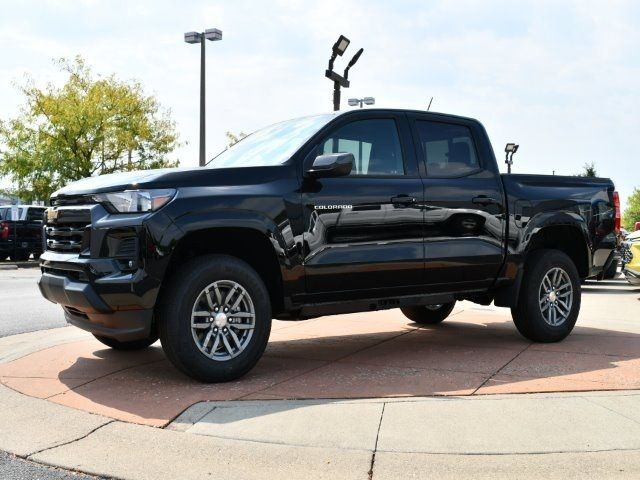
[26,208,46,222]
[415,121,479,176]
[321,119,404,176]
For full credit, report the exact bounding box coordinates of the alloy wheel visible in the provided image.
[190,280,256,361]
[538,267,573,326]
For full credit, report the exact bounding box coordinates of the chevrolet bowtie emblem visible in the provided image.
[46,207,59,222]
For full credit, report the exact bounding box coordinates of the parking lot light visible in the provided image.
[184,27,223,166]
[348,97,375,108]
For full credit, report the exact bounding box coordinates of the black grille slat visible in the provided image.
[116,237,137,257]
[45,208,92,254]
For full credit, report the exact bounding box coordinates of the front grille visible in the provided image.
[44,208,92,254]
[45,225,86,252]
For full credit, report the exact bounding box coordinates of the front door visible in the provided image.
[409,115,506,292]
[301,114,424,299]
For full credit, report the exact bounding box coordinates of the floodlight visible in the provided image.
[348,98,359,106]
[333,35,350,55]
[363,97,375,105]
[184,31,202,44]
[505,143,519,153]
[204,28,222,41]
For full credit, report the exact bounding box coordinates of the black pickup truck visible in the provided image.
[1,205,46,261]
[38,109,618,382]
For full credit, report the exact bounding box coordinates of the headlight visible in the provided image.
[93,189,176,213]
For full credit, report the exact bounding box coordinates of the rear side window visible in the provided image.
[321,119,405,176]
[415,121,480,177]
[26,208,46,222]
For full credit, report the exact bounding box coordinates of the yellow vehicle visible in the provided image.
[622,230,640,285]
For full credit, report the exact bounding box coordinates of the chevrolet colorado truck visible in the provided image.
[1,205,46,261]
[38,109,619,382]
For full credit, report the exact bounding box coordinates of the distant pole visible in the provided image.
[184,28,222,167]
[199,39,206,166]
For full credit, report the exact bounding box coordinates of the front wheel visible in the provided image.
[401,301,456,325]
[158,255,272,383]
[511,249,581,342]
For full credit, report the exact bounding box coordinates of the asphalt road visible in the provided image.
[0,267,66,337]
[0,450,105,480]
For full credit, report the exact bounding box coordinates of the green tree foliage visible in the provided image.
[577,162,597,177]
[623,187,640,231]
[0,57,180,202]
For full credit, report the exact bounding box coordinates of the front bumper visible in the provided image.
[38,271,154,341]
[37,203,178,342]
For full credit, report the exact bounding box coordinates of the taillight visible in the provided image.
[0,222,9,240]
[613,191,621,233]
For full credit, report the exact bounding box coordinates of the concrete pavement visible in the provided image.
[2,381,640,479]
[0,274,638,478]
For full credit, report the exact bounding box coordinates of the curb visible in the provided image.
[0,261,39,270]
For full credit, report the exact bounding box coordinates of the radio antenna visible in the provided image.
[427,97,433,111]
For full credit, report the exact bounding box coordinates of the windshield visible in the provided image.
[207,114,335,168]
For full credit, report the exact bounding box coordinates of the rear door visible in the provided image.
[301,112,425,298]
[409,114,506,292]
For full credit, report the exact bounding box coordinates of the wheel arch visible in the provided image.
[160,223,286,316]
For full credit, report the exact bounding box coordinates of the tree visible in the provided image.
[0,56,180,202]
[623,187,640,231]
[577,162,597,177]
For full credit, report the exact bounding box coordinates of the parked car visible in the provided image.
[37,109,618,382]
[621,230,640,285]
[0,205,46,261]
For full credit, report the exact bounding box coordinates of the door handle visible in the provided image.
[472,195,498,206]
[391,195,416,205]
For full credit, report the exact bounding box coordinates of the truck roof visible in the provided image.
[332,107,480,124]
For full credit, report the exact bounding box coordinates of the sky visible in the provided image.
[0,0,639,206]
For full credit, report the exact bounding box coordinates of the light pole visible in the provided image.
[184,28,222,167]
[325,35,364,111]
[348,97,375,108]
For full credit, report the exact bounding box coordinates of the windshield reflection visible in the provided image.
[207,114,335,168]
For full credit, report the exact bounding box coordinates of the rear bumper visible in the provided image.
[38,270,155,342]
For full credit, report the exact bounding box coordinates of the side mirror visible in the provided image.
[305,152,353,178]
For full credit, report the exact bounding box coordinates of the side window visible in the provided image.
[321,119,404,176]
[415,121,480,177]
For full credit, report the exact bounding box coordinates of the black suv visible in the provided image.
[38,109,618,382]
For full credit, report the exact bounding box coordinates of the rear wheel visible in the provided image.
[511,249,581,342]
[602,258,618,279]
[93,333,158,351]
[158,255,272,383]
[401,301,456,325]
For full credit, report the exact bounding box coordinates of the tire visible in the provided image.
[602,258,618,279]
[158,254,272,383]
[401,301,456,325]
[93,333,158,350]
[511,249,581,342]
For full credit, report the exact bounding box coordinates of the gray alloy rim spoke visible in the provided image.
[209,333,221,356]
[190,280,256,362]
[221,333,236,357]
[538,267,573,327]
[205,290,216,310]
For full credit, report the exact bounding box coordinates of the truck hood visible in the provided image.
[51,165,291,199]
